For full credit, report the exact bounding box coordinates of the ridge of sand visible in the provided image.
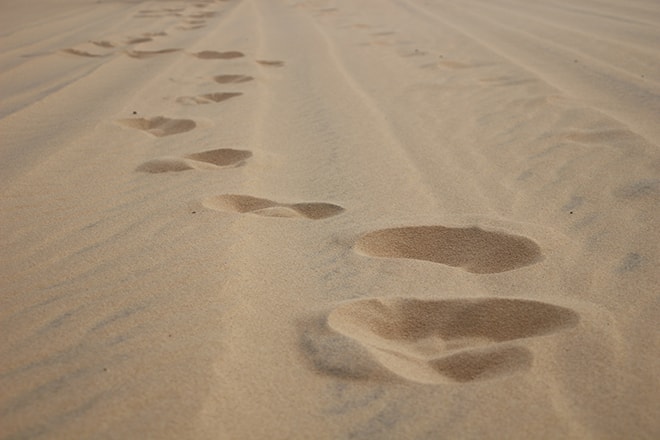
[1,0,658,438]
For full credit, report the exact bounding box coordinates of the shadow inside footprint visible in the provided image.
[327,297,579,384]
[213,74,254,84]
[202,194,344,219]
[176,92,242,105]
[118,116,195,137]
[137,148,251,173]
[193,50,244,59]
[355,226,542,273]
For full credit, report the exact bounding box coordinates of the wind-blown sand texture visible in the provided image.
[1,0,659,438]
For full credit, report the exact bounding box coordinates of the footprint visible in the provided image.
[143,31,168,37]
[136,8,182,18]
[179,25,206,31]
[213,74,254,84]
[176,92,242,105]
[327,297,579,384]
[125,48,181,59]
[192,50,244,59]
[202,195,344,219]
[137,148,252,173]
[355,226,542,273]
[90,40,115,48]
[60,48,109,58]
[117,116,195,137]
[126,37,153,45]
[189,11,216,18]
[256,60,285,67]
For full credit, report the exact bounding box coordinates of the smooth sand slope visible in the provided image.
[1,0,659,438]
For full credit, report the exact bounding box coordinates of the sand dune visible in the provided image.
[1,0,658,438]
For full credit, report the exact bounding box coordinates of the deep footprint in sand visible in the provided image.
[192,50,244,59]
[202,195,344,219]
[326,297,579,384]
[117,116,195,137]
[355,225,542,273]
[176,92,243,105]
[137,148,252,173]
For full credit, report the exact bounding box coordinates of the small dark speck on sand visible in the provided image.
[132,111,137,114]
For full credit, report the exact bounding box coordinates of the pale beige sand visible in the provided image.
[1,0,659,438]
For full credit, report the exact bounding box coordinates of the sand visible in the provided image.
[1,0,659,438]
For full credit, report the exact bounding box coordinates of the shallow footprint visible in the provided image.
[202,195,344,219]
[176,92,242,105]
[125,48,181,59]
[213,74,254,84]
[137,148,252,173]
[327,297,579,384]
[118,116,195,137]
[61,48,107,58]
[125,36,153,45]
[256,60,284,67]
[192,50,244,59]
[355,225,542,273]
[90,40,115,48]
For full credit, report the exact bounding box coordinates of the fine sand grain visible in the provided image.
[1,0,659,438]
